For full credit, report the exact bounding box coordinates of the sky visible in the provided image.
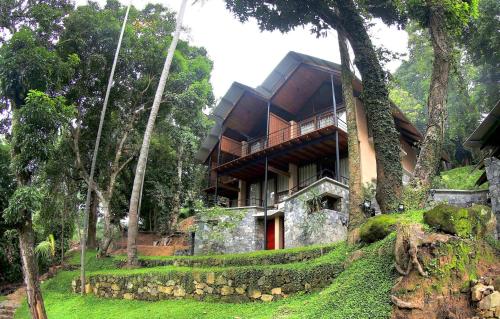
[75,0,409,99]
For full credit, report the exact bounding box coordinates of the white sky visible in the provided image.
[75,0,408,99]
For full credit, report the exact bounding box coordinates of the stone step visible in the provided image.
[0,314,13,319]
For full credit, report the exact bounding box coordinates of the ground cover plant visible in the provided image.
[432,166,488,190]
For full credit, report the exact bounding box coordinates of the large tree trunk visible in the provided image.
[412,4,450,187]
[98,198,113,257]
[169,143,184,234]
[87,190,98,249]
[127,0,188,267]
[18,218,47,319]
[338,31,364,231]
[325,0,403,212]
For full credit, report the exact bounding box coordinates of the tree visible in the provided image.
[76,1,130,294]
[0,2,76,314]
[389,0,478,187]
[58,2,177,257]
[392,21,492,167]
[3,91,74,319]
[337,31,364,235]
[224,0,403,212]
[127,0,189,266]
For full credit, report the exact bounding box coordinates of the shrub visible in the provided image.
[423,204,493,238]
[359,214,399,243]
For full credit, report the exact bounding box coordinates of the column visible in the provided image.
[288,163,298,195]
[238,180,247,207]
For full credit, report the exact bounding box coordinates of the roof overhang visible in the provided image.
[464,100,500,150]
[196,51,423,164]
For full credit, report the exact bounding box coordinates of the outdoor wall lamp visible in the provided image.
[362,199,375,217]
[398,203,405,213]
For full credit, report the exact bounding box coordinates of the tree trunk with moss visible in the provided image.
[413,4,450,187]
[338,31,364,230]
[324,0,403,212]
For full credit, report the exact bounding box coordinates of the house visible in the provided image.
[464,100,500,239]
[194,52,422,254]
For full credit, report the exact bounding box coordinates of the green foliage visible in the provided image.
[432,166,488,190]
[35,234,56,265]
[460,0,500,108]
[3,186,42,225]
[424,204,492,238]
[362,181,377,201]
[402,183,429,210]
[360,214,399,243]
[0,28,78,108]
[11,90,74,176]
[119,243,340,268]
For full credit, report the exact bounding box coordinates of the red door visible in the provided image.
[266,219,275,250]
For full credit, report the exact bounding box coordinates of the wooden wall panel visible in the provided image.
[221,136,242,157]
[269,113,290,147]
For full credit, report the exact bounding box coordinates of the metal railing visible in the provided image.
[216,110,347,167]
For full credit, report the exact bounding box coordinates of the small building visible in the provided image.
[464,100,500,239]
[194,52,422,254]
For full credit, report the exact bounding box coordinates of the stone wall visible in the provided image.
[72,260,343,302]
[429,189,490,207]
[194,207,264,254]
[194,178,349,254]
[284,178,349,248]
[485,157,500,239]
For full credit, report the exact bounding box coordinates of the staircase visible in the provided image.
[0,303,16,319]
[0,286,25,319]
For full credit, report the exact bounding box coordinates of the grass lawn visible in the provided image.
[0,295,7,301]
[433,166,488,190]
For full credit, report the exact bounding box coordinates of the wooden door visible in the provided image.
[266,219,275,250]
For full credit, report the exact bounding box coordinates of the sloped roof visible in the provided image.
[464,100,500,150]
[196,51,422,163]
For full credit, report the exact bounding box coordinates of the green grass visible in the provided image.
[433,166,488,190]
[0,295,7,301]
[89,242,350,276]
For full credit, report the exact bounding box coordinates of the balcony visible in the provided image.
[217,110,347,167]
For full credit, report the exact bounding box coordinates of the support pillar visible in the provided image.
[288,163,298,195]
[331,74,340,181]
[263,101,270,249]
[238,180,247,207]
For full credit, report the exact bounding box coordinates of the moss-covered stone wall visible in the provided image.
[72,261,344,302]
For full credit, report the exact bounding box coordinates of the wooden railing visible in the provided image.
[217,110,347,166]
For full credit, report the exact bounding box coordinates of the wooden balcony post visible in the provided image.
[241,141,248,156]
[289,121,297,138]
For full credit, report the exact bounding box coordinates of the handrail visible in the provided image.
[216,110,348,167]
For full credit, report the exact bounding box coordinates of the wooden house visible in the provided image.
[194,52,422,253]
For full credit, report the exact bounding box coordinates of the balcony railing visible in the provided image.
[217,110,347,166]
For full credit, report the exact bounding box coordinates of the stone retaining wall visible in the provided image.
[72,261,343,302]
[429,189,489,207]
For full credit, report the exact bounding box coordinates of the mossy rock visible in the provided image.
[423,204,493,238]
[359,214,399,243]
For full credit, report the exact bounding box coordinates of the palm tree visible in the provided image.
[80,3,131,295]
[126,0,188,266]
